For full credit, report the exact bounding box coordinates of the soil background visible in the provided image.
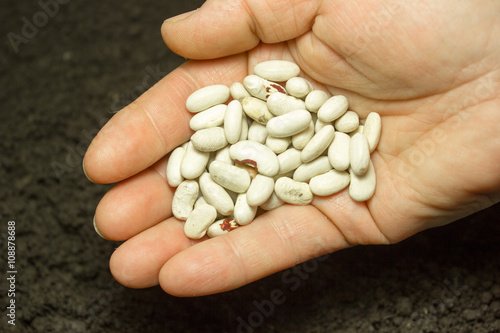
[1,0,500,332]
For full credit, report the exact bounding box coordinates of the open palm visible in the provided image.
[83,0,500,296]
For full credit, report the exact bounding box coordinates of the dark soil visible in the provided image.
[1,0,500,332]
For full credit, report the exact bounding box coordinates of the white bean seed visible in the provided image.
[248,121,268,144]
[208,160,251,193]
[243,75,287,100]
[230,82,251,101]
[363,112,381,152]
[186,85,230,113]
[349,160,376,201]
[214,146,233,165]
[305,90,329,113]
[275,177,313,205]
[348,125,364,137]
[234,193,258,225]
[260,191,284,210]
[229,140,280,177]
[189,104,226,131]
[317,95,349,122]
[241,96,274,125]
[267,92,306,116]
[266,135,291,154]
[207,218,240,237]
[328,132,350,171]
[292,120,315,149]
[350,133,370,176]
[334,110,359,133]
[254,60,300,82]
[199,172,234,216]
[315,118,329,133]
[239,113,249,141]
[309,170,350,196]
[277,147,302,174]
[184,204,217,239]
[301,125,335,163]
[246,174,275,206]
[166,146,185,187]
[194,195,208,209]
[224,100,243,144]
[285,77,313,99]
[293,156,332,183]
[266,110,311,138]
[191,127,228,152]
[181,142,209,179]
[172,180,199,220]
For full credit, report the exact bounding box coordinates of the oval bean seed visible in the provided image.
[350,133,370,176]
[267,92,305,116]
[292,120,315,149]
[363,112,381,152]
[207,218,240,237]
[248,121,268,144]
[180,142,209,179]
[246,174,275,206]
[334,111,359,133]
[266,109,311,138]
[191,127,228,152]
[254,60,300,82]
[189,104,226,131]
[241,96,274,125]
[309,170,350,196]
[209,160,251,193]
[275,177,313,205]
[184,204,217,239]
[301,125,335,163]
[199,172,234,216]
[234,193,258,225]
[328,132,350,171]
[186,85,230,113]
[293,156,332,183]
[166,146,185,187]
[305,90,329,113]
[229,140,280,177]
[172,180,199,220]
[224,100,243,144]
[317,95,349,122]
[349,160,376,201]
[285,77,313,99]
[277,147,302,174]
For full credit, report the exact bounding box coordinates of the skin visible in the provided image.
[83,0,500,296]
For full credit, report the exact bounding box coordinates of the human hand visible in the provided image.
[83,0,500,296]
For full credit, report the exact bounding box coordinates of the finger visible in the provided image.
[83,55,248,184]
[94,157,172,241]
[158,205,350,297]
[109,217,198,288]
[162,0,322,59]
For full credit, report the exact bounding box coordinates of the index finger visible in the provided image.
[83,54,248,184]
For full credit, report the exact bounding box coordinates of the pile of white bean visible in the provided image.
[166,60,381,239]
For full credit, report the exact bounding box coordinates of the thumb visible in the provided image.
[162,0,321,59]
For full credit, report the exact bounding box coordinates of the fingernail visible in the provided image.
[94,216,108,240]
[164,9,198,23]
[82,159,95,183]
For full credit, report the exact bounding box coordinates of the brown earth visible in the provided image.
[1,0,499,332]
